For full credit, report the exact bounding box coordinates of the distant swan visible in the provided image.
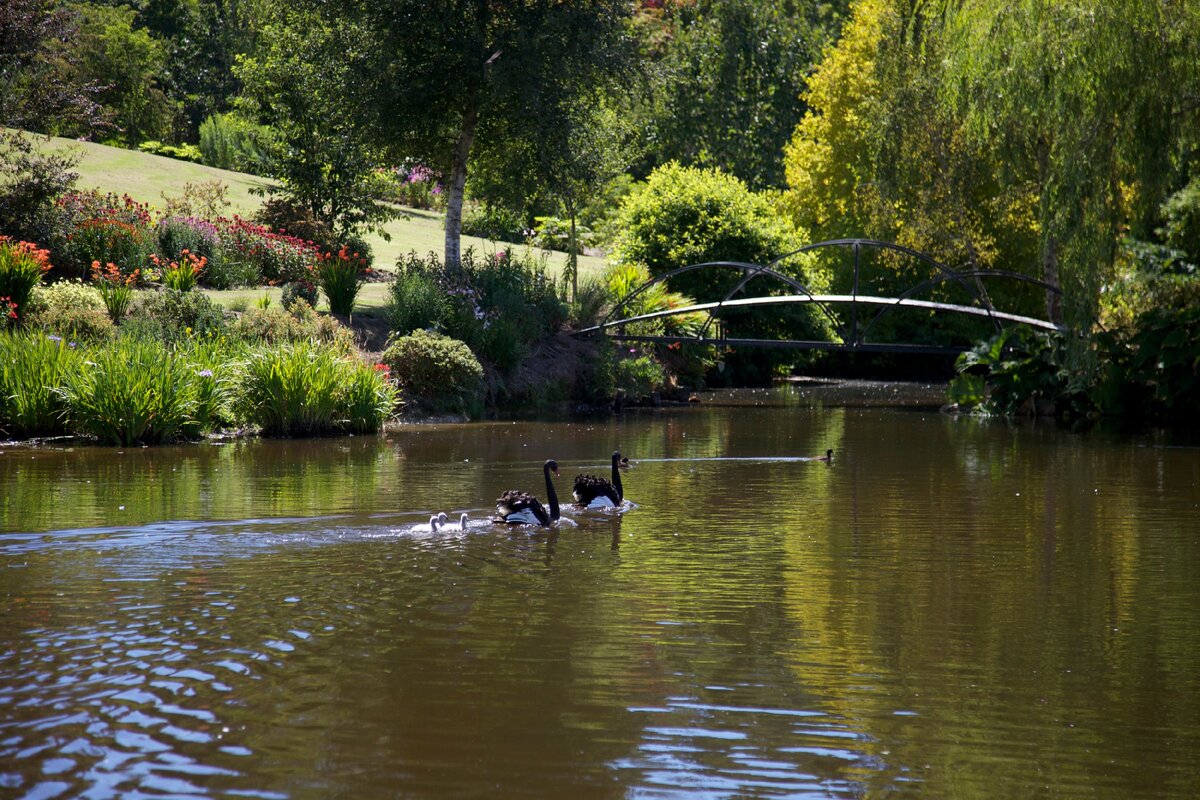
[573,451,628,508]
[496,459,561,526]
[814,449,833,462]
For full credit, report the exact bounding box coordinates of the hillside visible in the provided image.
[37,135,609,287]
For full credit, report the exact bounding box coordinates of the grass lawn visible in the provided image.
[37,134,610,283]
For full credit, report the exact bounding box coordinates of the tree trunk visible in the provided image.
[567,198,578,302]
[1043,233,1062,325]
[444,101,479,274]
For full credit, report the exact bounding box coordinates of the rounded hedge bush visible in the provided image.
[380,330,483,414]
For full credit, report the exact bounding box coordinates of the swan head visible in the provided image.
[437,512,449,526]
[618,455,631,471]
[545,459,560,476]
[826,449,834,460]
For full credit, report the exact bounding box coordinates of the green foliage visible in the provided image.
[235,8,395,237]
[27,281,114,342]
[156,216,223,277]
[216,217,317,285]
[237,342,396,436]
[633,0,846,190]
[380,330,483,415]
[1109,306,1200,417]
[159,180,233,221]
[314,246,368,316]
[0,331,81,438]
[126,288,228,343]
[1160,179,1200,261]
[57,337,202,445]
[460,203,527,244]
[228,301,356,352]
[137,140,203,162]
[336,0,636,269]
[55,191,157,279]
[0,132,80,247]
[70,4,176,145]
[158,252,204,292]
[0,237,52,323]
[615,162,804,300]
[281,280,320,311]
[198,112,274,174]
[614,354,666,399]
[949,327,1089,418]
[384,255,448,335]
[91,262,140,323]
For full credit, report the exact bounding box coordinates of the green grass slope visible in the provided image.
[39,135,609,286]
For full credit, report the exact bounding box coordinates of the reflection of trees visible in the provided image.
[777,413,1200,797]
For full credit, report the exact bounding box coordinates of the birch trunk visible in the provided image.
[444,102,479,274]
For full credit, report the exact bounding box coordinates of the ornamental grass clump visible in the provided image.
[315,245,370,316]
[57,337,202,445]
[0,236,53,323]
[0,331,80,439]
[237,341,397,437]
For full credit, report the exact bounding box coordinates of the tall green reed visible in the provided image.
[237,342,396,436]
[0,331,80,438]
[58,337,201,445]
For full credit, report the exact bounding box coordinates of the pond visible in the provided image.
[2,386,1199,798]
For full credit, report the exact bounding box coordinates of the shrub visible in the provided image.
[58,338,202,445]
[253,197,333,247]
[137,140,203,163]
[198,112,274,175]
[159,181,233,221]
[370,163,444,210]
[380,330,484,415]
[315,245,369,316]
[228,301,355,352]
[281,280,319,310]
[614,353,667,398]
[56,191,156,279]
[156,216,223,281]
[27,281,113,342]
[0,331,81,438]
[461,202,528,244]
[386,252,448,334]
[0,132,79,247]
[236,342,397,436]
[217,217,318,285]
[614,162,803,300]
[0,237,53,323]
[126,289,227,343]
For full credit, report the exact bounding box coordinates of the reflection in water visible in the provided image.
[2,402,1199,798]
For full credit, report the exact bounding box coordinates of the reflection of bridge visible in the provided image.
[578,239,1065,356]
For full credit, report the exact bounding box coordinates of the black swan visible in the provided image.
[815,449,833,462]
[573,451,628,508]
[496,459,561,526]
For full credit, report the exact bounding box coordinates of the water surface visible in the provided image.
[2,391,1198,798]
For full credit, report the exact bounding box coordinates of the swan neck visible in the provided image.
[612,454,623,501]
[545,463,560,521]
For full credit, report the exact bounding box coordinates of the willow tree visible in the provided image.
[937,0,1200,335]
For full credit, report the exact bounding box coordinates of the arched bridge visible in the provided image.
[577,239,1065,356]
